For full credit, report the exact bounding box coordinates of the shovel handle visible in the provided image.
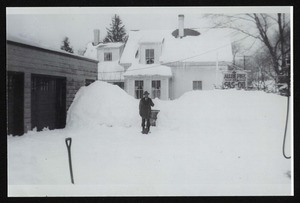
[65,137,74,184]
[65,137,72,148]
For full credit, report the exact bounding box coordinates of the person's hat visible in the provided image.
[143,91,150,95]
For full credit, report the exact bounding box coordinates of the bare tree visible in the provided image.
[244,45,278,92]
[232,41,243,66]
[206,13,290,95]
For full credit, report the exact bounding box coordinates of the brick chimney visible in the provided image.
[93,29,100,45]
[178,14,184,38]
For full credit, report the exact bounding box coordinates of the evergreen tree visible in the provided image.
[104,14,127,43]
[60,37,74,53]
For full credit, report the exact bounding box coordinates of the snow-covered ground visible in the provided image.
[8,81,292,196]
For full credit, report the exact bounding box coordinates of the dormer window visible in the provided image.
[145,49,154,64]
[104,52,112,61]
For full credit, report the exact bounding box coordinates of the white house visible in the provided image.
[85,15,237,100]
[84,29,125,88]
[119,15,234,100]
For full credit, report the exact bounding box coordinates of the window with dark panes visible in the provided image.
[135,80,144,99]
[104,52,112,61]
[193,81,202,90]
[145,49,154,64]
[152,80,161,99]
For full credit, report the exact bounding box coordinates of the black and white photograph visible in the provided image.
[6,6,293,196]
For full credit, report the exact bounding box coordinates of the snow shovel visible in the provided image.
[65,137,74,184]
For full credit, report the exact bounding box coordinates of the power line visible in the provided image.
[98,34,251,74]
[226,62,245,70]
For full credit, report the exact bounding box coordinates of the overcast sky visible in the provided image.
[6,7,291,53]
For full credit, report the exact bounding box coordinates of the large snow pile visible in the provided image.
[155,89,287,130]
[67,81,287,134]
[66,81,140,128]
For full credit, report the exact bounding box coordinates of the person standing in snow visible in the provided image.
[139,91,154,134]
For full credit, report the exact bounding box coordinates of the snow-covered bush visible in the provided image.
[252,80,277,93]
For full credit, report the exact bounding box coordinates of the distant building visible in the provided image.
[84,29,125,89]
[7,35,98,135]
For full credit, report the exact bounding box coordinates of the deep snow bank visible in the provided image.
[66,81,140,128]
[154,89,287,130]
[67,81,287,134]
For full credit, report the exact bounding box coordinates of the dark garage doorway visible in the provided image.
[7,71,24,136]
[31,74,66,131]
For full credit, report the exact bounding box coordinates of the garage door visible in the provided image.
[31,74,66,131]
[7,71,24,136]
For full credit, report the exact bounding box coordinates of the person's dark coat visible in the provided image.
[139,97,154,119]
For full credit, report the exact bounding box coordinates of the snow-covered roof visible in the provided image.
[98,61,124,81]
[7,34,98,62]
[119,31,141,64]
[120,29,233,64]
[101,42,124,48]
[123,62,172,77]
[84,42,124,60]
[139,31,165,44]
[84,42,98,60]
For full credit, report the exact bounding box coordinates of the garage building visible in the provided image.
[7,38,98,135]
